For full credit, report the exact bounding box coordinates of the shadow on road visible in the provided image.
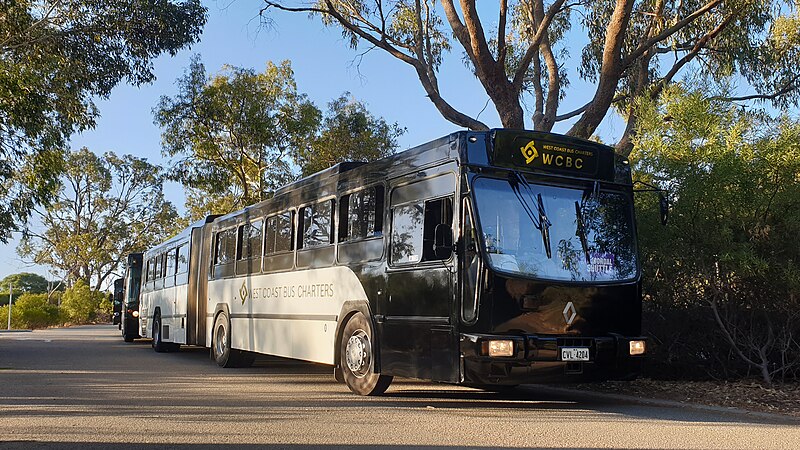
[1,326,797,431]
[0,444,597,450]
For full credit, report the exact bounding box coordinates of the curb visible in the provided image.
[0,329,32,333]
[523,384,800,424]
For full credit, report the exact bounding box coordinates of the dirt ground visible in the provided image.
[569,378,800,417]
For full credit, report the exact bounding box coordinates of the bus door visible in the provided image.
[381,173,459,382]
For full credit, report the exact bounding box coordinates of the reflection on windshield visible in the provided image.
[472,177,637,282]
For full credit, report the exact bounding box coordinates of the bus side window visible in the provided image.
[300,200,334,249]
[236,220,263,260]
[213,228,236,278]
[422,197,453,262]
[265,211,294,255]
[340,186,384,242]
[390,196,454,265]
[176,244,189,285]
[155,254,163,280]
[165,248,176,288]
[390,202,425,265]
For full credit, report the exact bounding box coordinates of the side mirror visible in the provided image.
[659,193,669,226]
[433,223,454,259]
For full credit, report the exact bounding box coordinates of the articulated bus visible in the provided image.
[138,129,647,395]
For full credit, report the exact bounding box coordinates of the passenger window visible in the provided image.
[165,248,176,276]
[340,186,384,242]
[390,203,424,264]
[176,244,189,274]
[155,254,163,280]
[149,258,156,281]
[265,212,294,254]
[422,197,453,261]
[390,196,453,265]
[214,228,236,265]
[237,220,263,260]
[300,200,334,249]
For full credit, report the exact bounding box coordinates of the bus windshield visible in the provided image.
[472,177,638,282]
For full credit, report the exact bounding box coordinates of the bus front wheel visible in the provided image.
[339,312,392,396]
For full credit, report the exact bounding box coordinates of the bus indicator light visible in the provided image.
[629,340,646,355]
[485,340,514,357]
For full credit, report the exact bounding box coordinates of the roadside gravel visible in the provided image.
[567,378,800,417]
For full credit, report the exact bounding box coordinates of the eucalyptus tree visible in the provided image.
[155,59,404,218]
[298,93,406,176]
[155,57,320,218]
[18,148,181,290]
[260,0,800,154]
[0,0,207,241]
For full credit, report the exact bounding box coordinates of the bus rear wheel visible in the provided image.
[152,314,179,352]
[211,312,254,368]
[339,312,392,396]
[152,315,168,352]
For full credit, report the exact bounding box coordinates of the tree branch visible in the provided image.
[651,13,735,100]
[497,0,508,66]
[621,0,723,71]
[710,75,800,102]
[512,0,567,92]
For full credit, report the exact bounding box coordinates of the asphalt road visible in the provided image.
[1,325,798,450]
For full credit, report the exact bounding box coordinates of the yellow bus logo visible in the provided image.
[239,282,249,305]
[520,141,539,164]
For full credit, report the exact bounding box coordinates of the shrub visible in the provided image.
[633,87,800,384]
[13,293,60,329]
[60,280,104,324]
[0,305,23,329]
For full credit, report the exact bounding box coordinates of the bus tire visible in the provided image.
[339,312,392,396]
[152,315,168,353]
[211,312,253,368]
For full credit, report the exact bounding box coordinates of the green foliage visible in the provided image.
[155,58,404,219]
[99,294,113,316]
[60,280,104,324]
[13,293,59,329]
[632,85,800,382]
[0,304,22,329]
[0,273,50,302]
[155,57,320,217]
[266,1,800,144]
[298,93,406,176]
[18,148,183,290]
[0,0,206,241]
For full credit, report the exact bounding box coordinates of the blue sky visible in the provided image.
[1,1,621,284]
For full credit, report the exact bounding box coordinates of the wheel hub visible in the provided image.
[215,324,227,356]
[345,330,371,377]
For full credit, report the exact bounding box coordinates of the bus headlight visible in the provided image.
[132,311,140,318]
[482,340,514,357]
[629,340,646,355]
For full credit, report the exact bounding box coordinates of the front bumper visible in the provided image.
[460,333,646,385]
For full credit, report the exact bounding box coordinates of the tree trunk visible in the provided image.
[567,0,634,138]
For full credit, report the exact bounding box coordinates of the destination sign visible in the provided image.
[491,130,605,177]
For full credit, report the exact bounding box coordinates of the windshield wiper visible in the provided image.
[574,201,591,264]
[508,172,552,258]
[537,193,552,259]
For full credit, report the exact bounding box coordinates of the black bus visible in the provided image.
[112,278,124,326]
[138,129,647,395]
[121,252,143,343]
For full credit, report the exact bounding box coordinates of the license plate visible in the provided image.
[560,347,590,361]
